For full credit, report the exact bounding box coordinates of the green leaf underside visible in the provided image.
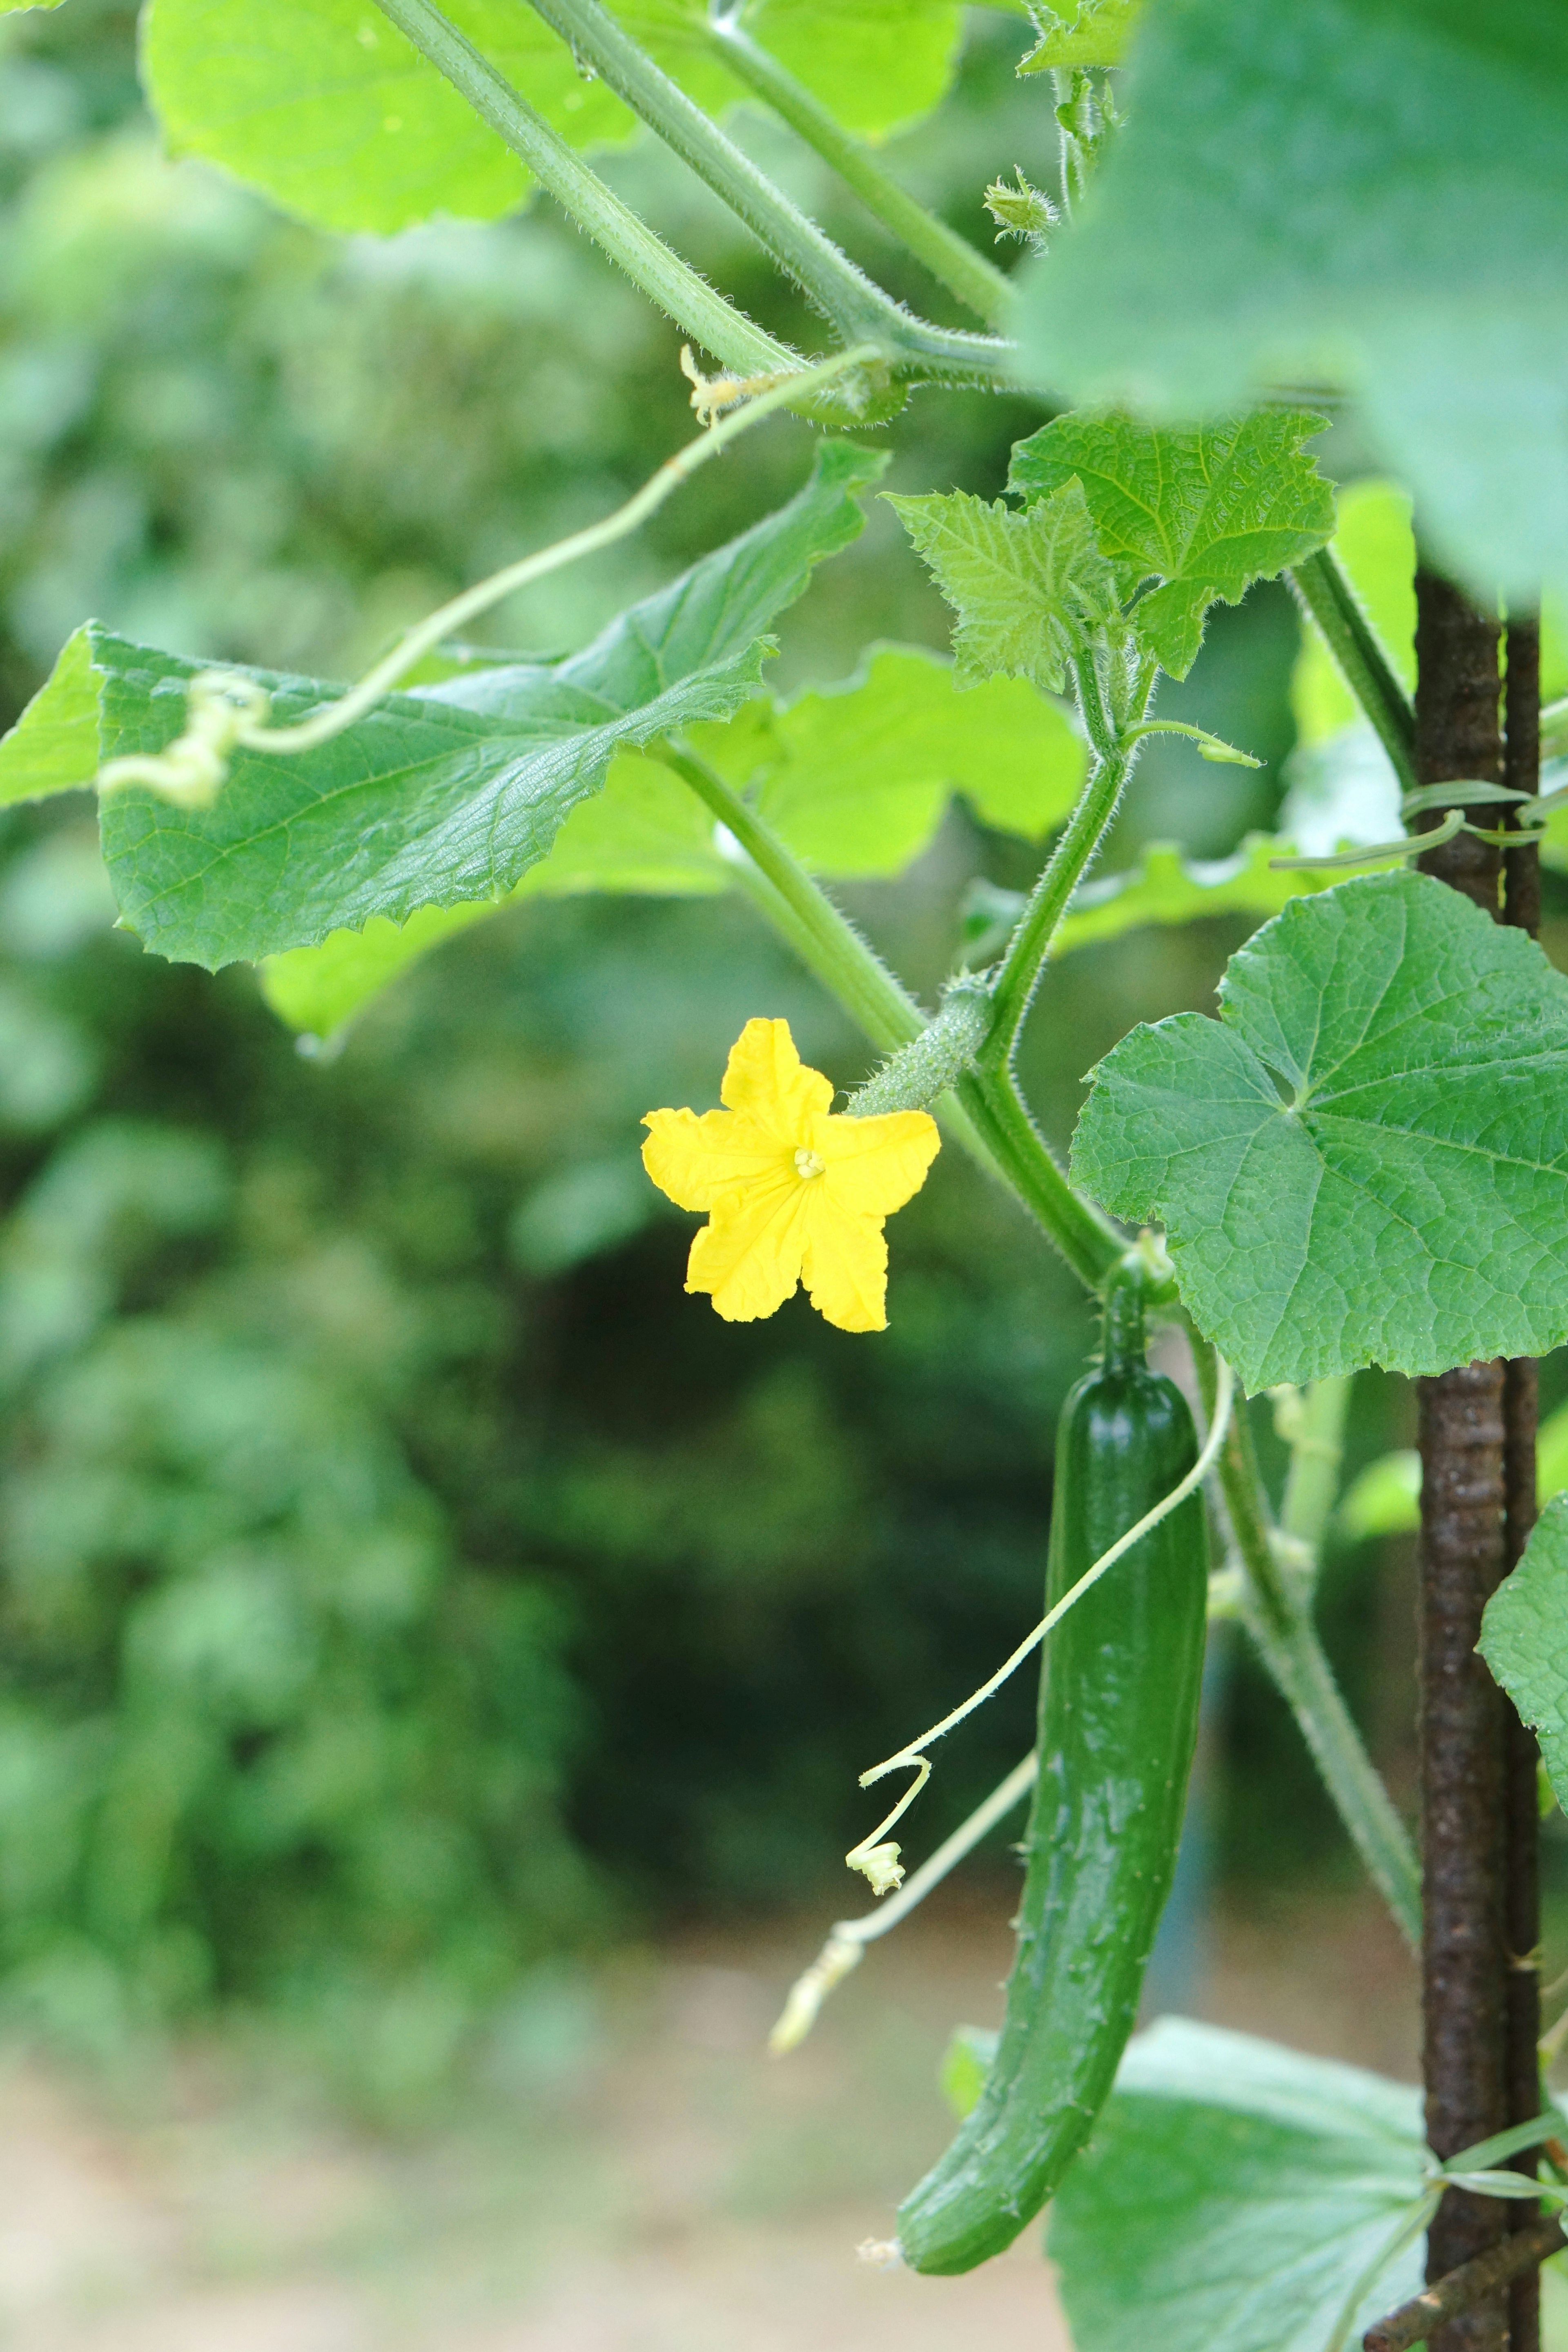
[1013,0,1568,607]
[1071,870,1568,1390]
[1480,1492,1568,1813]
[1008,411,1334,679]
[259,645,1082,1040]
[92,440,883,970]
[886,480,1119,695]
[140,0,964,241]
[0,626,101,808]
[1019,0,1145,71]
[1047,2019,1425,2352]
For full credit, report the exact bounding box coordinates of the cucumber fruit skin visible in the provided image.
[895,1305,1208,2274]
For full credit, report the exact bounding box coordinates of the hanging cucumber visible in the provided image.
[895,1258,1209,2274]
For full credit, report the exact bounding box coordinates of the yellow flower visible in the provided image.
[641,1018,940,1332]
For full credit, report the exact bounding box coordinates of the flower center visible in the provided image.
[793,1147,826,1180]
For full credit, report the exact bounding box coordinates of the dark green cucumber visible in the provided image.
[895,1263,1209,2274]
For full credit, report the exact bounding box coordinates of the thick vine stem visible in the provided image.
[519,0,1011,386]
[702,18,1014,328]
[656,737,1123,1288]
[1288,549,1418,795]
[371,0,800,384]
[1192,1339,1422,1951]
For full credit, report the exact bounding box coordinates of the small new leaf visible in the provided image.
[1479,1491,1568,1814]
[1071,871,1568,1389]
[1008,410,1334,679]
[984,169,1056,252]
[885,480,1119,695]
[1019,0,1145,72]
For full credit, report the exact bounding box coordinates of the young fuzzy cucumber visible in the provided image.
[895,1262,1209,2274]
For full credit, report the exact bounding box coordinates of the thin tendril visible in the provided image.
[842,1357,1236,1893]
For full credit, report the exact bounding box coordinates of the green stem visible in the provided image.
[703,18,1013,328]
[656,737,1121,1286]
[372,0,798,383]
[511,0,1010,383]
[1193,1341,1421,1950]
[978,651,1156,1075]
[1278,1376,1351,1556]
[1289,548,1418,795]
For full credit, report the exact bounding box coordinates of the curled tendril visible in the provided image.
[96,671,272,811]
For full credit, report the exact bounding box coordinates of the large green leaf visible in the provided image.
[0,626,100,808]
[1071,870,1568,1389]
[1013,0,1568,609]
[886,480,1119,695]
[1480,1492,1568,1813]
[1008,411,1334,679]
[1047,2018,1425,2352]
[258,642,1080,1042]
[93,439,884,968]
[140,0,634,236]
[729,0,965,139]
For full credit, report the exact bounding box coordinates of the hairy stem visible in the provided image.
[520,0,1011,384]
[372,0,799,381]
[1194,1342,1422,1951]
[1289,549,1417,796]
[978,649,1156,1074]
[657,738,1122,1287]
[703,19,1013,327]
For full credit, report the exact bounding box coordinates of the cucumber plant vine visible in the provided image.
[7,2,1568,2348]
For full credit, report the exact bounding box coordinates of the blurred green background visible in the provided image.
[0,0,1546,2121]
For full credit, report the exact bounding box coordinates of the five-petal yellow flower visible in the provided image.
[641,1018,940,1332]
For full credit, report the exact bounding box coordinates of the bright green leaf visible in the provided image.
[939,2022,997,2120]
[1013,0,1568,610]
[140,0,634,236]
[740,0,965,138]
[1071,870,1568,1390]
[1018,0,1144,71]
[0,627,102,808]
[1291,482,1416,751]
[259,902,496,1043]
[1480,1492,1568,1813]
[886,479,1118,695]
[95,440,885,968]
[1047,2018,1425,2352]
[1007,411,1334,679]
[694,643,1085,873]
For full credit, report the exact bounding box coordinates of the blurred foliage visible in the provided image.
[0,0,1440,2100]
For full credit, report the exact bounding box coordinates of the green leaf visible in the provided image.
[1071,869,1568,1389]
[1480,1492,1568,1813]
[1013,0,1568,610]
[693,643,1085,873]
[1018,0,1144,71]
[95,440,885,968]
[0,627,102,808]
[735,0,965,138]
[1007,411,1334,680]
[258,640,1076,1042]
[885,480,1119,695]
[259,745,724,1040]
[1047,2018,1425,2352]
[140,0,635,236]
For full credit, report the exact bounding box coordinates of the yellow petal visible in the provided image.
[642,1106,790,1212]
[685,1171,811,1321]
[800,1192,889,1332]
[813,1108,940,1218]
[719,1017,832,1142]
